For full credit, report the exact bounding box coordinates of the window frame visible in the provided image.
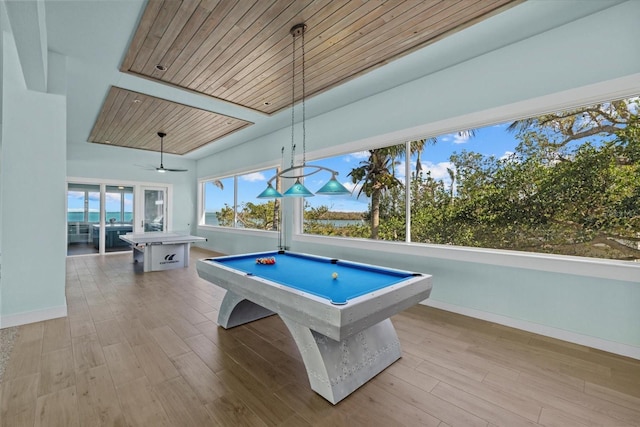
[196,75,639,280]
[300,99,640,254]
[292,78,640,277]
[199,164,281,231]
[66,177,173,255]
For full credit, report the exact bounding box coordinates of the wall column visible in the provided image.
[0,30,67,327]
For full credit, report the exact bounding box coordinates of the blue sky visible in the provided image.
[203,122,519,213]
[301,123,517,212]
[67,190,133,212]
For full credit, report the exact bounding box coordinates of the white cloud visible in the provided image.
[68,208,99,212]
[500,151,516,161]
[241,172,266,182]
[440,133,470,144]
[394,160,407,180]
[422,161,454,181]
[345,151,369,162]
[343,181,361,194]
[340,159,454,184]
[452,133,470,144]
[105,193,122,204]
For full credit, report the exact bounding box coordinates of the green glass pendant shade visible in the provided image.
[283,179,314,197]
[257,184,283,199]
[315,175,351,195]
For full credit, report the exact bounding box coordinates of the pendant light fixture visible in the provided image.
[257,23,350,199]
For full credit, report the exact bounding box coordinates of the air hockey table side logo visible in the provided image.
[160,253,179,264]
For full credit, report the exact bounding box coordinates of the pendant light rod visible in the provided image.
[158,131,166,169]
[257,23,350,199]
[290,23,307,166]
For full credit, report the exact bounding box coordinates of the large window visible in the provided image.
[303,97,640,261]
[67,184,100,251]
[203,176,234,226]
[67,183,134,255]
[202,167,280,231]
[105,185,133,224]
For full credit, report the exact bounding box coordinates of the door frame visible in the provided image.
[66,177,173,255]
[137,185,169,233]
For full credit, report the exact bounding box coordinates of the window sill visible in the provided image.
[294,233,639,283]
[197,224,279,238]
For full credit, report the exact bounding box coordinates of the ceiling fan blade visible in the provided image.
[135,163,157,171]
[155,131,188,172]
[156,166,188,172]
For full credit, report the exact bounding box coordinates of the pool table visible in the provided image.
[196,250,432,404]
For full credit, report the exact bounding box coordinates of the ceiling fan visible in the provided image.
[155,132,187,173]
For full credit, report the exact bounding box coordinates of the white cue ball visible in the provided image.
[332,272,338,279]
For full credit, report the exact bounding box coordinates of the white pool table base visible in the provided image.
[218,291,402,405]
[218,290,275,328]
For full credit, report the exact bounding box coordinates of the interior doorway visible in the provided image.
[67,183,101,256]
[141,187,167,232]
[66,180,170,256]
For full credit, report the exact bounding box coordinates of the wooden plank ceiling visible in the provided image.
[88,87,251,154]
[91,0,519,154]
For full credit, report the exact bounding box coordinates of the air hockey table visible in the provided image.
[119,232,206,272]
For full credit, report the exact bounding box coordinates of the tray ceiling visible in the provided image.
[88,87,251,154]
[91,0,519,154]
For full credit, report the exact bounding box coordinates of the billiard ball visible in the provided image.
[332,272,338,279]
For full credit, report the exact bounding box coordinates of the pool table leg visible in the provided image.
[279,316,402,405]
[217,290,275,329]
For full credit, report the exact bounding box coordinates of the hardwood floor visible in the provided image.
[2,247,639,426]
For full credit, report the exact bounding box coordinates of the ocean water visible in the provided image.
[68,212,133,223]
[203,212,362,227]
[71,212,361,227]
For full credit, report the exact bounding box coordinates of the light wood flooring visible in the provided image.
[1,247,639,426]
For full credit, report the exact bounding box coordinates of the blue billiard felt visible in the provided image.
[212,251,415,303]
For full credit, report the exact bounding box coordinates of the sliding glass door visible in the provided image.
[141,187,167,232]
[67,183,100,255]
[67,180,171,256]
[104,185,134,252]
[67,183,135,255]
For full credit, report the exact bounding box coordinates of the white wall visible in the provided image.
[293,236,640,359]
[0,16,4,326]
[195,1,640,358]
[1,31,67,327]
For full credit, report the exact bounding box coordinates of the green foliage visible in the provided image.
[304,98,640,260]
[216,200,279,230]
[215,204,235,227]
[303,203,368,237]
[348,141,427,239]
[215,99,638,260]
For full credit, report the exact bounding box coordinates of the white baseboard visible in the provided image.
[0,305,67,329]
[423,300,640,361]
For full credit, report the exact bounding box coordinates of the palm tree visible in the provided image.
[446,167,456,204]
[348,130,481,239]
[212,179,224,190]
[349,139,429,239]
